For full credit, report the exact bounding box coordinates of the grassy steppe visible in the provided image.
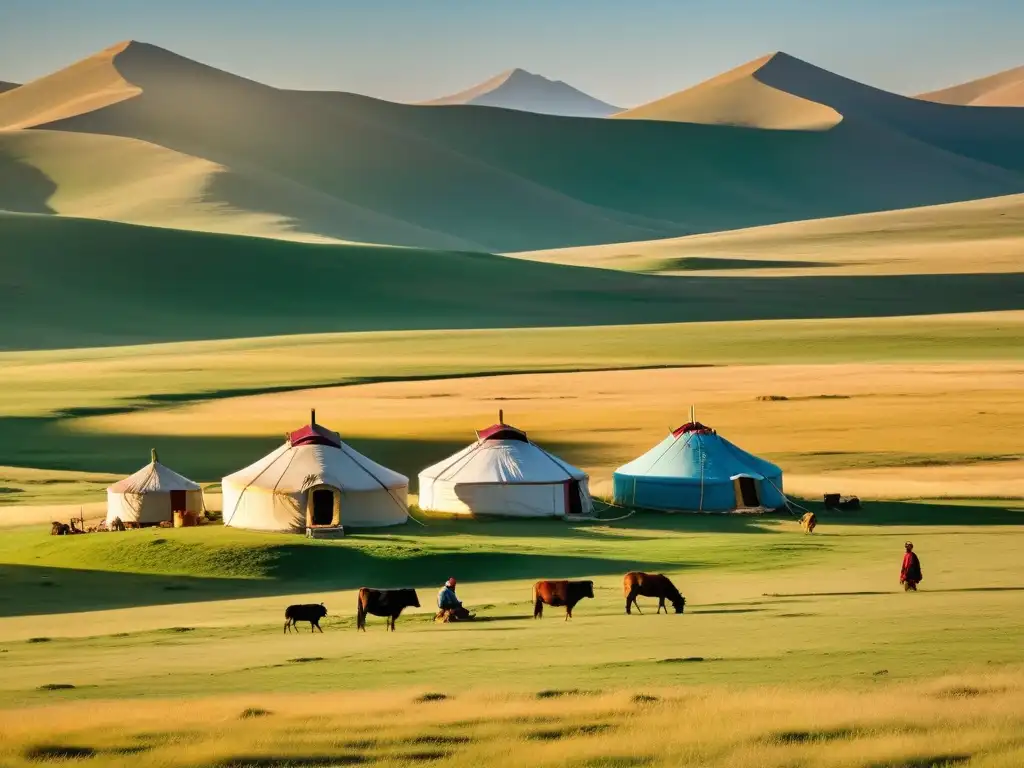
[516,193,1024,276]
[1,503,1023,766]
[5,212,1023,350]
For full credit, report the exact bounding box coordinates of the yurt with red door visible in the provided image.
[417,413,592,518]
[106,449,203,526]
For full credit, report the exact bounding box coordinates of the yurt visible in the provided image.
[418,413,592,518]
[613,417,784,513]
[222,411,408,534]
[106,449,203,526]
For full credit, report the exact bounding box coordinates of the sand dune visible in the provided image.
[617,53,842,129]
[918,64,1024,106]
[2,42,1024,251]
[421,68,620,117]
[0,41,140,130]
[513,193,1024,276]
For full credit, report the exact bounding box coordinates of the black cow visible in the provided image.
[357,588,420,632]
[533,580,594,620]
[284,603,328,633]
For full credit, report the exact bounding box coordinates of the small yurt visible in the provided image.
[613,415,784,513]
[106,449,203,526]
[222,411,408,534]
[418,412,592,518]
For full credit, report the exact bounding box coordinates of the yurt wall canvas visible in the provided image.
[106,453,203,526]
[418,422,593,518]
[222,417,409,533]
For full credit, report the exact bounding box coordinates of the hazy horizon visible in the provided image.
[1,0,1022,106]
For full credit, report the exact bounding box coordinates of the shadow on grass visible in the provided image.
[0,546,679,617]
[803,499,1024,527]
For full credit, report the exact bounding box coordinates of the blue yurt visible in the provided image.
[613,419,785,513]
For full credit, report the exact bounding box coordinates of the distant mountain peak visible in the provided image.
[421,68,620,118]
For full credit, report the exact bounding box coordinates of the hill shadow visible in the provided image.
[0,547,677,618]
[0,151,56,214]
[803,499,1023,527]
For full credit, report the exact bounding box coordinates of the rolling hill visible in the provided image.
[512,193,1024,276]
[1,211,1022,350]
[918,64,1024,107]
[2,42,1024,251]
[420,68,621,117]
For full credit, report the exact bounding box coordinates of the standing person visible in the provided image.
[900,541,923,591]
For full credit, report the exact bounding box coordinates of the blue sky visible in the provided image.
[1,0,1021,106]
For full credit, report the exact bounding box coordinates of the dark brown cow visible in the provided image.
[533,580,594,620]
[356,588,420,632]
[623,572,685,615]
[284,603,328,633]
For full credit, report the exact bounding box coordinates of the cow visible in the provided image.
[356,588,420,632]
[800,512,817,534]
[284,603,328,633]
[623,572,686,615]
[533,580,594,621]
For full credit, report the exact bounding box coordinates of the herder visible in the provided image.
[900,541,923,591]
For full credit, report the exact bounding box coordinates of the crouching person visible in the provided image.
[435,577,473,622]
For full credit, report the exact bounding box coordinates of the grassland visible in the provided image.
[515,193,1024,276]
[1,503,1023,766]
[7,212,1024,350]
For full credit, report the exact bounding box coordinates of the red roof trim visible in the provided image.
[672,421,713,438]
[477,423,529,442]
[289,423,342,448]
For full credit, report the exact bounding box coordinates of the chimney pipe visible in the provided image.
[499,409,504,424]
[311,408,316,425]
[151,447,158,464]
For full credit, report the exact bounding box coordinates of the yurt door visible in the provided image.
[732,476,760,508]
[311,489,336,526]
[566,480,583,515]
[170,490,187,512]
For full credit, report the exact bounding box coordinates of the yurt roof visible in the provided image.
[615,424,780,482]
[108,452,201,494]
[225,420,407,493]
[420,420,586,484]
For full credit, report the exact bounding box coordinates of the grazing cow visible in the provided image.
[533,580,594,620]
[800,512,817,534]
[623,572,686,615]
[356,588,420,632]
[284,603,328,633]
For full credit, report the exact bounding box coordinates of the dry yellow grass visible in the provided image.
[2,673,1023,767]
[514,193,1024,276]
[75,362,1024,498]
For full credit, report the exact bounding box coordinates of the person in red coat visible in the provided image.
[900,541,923,591]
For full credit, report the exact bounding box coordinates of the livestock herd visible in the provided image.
[284,571,686,632]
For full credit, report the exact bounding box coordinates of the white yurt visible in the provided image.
[222,411,408,534]
[106,449,203,526]
[418,413,592,518]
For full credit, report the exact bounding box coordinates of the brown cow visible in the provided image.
[623,572,686,615]
[533,580,594,620]
[356,588,420,632]
[800,512,817,534]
